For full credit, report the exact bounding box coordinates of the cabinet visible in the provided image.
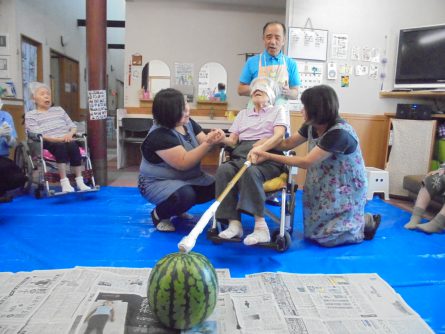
[381,90,445,171]
[379,90,445,99]
[289,112,389,188]
[380,91,445,196]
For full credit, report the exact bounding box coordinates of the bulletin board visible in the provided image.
[287,27,328,61]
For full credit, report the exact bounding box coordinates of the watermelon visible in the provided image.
[147,252,218,330]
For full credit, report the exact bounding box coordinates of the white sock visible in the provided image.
[60,177,75,193]
[75,176,91,191]
[219,220,243,239]
[404,206,425,230]
[244,218,270,246]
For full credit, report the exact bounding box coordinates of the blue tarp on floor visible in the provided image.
[0,187,443,333]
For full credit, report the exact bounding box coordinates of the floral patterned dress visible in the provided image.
[303,121,367,247]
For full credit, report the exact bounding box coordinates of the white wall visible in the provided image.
[0,0,125,110]
[0,0,19,96]
[107,0,125,109]
[287,0,445,115]
[15,0,86,103]
[125,0,285,109]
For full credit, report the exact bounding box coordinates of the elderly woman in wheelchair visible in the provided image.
[24,82,92,194]
[214,77,289,246]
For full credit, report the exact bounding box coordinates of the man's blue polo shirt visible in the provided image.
[239,50,301,87]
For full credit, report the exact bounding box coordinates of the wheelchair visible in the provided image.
[206,146,298,252]
[14,132,99,198]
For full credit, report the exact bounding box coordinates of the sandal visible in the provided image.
[156,220,175,232]
[151,210,175,232]
[179,212,194,220]
[364,214,381,240]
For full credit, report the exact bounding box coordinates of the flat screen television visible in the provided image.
[394,24,445,90]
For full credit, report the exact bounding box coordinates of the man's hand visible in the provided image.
[280,85,298,100]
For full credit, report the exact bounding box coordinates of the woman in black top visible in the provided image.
[138,88,224,232]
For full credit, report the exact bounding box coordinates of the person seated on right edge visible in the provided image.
[0,102,27,202]
[25,82,91,193]
[215,76,288,246]
[404,167,445,234]
[250,85,381,247]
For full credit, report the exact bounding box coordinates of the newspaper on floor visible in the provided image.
[247,272,434,334]
[0,268,434,334]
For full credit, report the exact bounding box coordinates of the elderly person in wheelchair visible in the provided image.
[24,82,91,193]
[214,77,289,246]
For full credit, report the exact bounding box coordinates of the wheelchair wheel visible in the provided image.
[272,230,292,252]
[34,187,43,199]
[14,142,34,193]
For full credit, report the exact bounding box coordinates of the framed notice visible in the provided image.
[0,56,11,78]
[88,90,107,120]
[287,27,328,61]
[0,33,9,54]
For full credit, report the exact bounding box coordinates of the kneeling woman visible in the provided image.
[138,88,224,232]
[251,85,380,247]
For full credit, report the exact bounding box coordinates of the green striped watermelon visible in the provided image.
[148,252,218,330]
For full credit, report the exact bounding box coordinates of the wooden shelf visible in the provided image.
[380,90,445,98]
[384,112,445,119]
[196,100,228,110]
[139,99,153,110]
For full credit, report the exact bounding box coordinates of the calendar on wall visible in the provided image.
[288,61,324,111]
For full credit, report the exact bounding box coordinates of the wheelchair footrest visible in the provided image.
[77,186,100,193]
[208,233,243,244]
[49,186,100,197]
[207,227,292,252]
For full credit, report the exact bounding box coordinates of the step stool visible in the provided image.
[366,167,389,200]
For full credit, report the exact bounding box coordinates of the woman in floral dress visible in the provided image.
[250,85,380,247]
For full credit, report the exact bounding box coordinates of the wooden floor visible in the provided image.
[105,149,437,219]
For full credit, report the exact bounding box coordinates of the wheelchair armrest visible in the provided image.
[27,131,43,142]
[218,144,235,165]
[285,150,298,181]
[74,133,88,141]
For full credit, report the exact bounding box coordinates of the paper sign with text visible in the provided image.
[88,90,107,120]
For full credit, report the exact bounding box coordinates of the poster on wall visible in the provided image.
[174,62,193,86]
[288,61,324,111]
[198,64,211,100]
[0,56,11,78]
[287,27,328,61]
[0,33,9,54]
[331,34,349,59]
[88,90,107,120]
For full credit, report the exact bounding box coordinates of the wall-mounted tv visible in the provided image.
[394,24,445,90]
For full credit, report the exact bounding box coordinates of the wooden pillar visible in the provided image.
[86,0,107,185]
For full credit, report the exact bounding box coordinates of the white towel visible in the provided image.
[386,119,436,196]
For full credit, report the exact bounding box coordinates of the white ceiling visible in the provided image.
[190,0,286,9]
[126,0,286,11]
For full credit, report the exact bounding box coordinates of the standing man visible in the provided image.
[238,21,301,106]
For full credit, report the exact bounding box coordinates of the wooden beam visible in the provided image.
[78,19,125,28]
